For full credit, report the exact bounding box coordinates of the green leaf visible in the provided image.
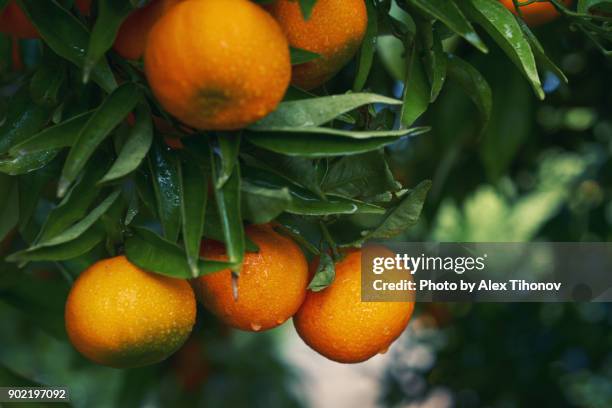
[18,0,117,92]
[58,82,141,197]
[446,54,492,133]
[248,133,404,158]
[0,174,18,242]
[10,110,94,155]
[290,46,321,65]
[242,165,385,216]
[179,160,208,278]
[241,181,292,224]
[99,104,153,183]
[125,227,233,279]
[401,43,431,127]
[0,87,50,154]
[83,0,133,82]
[35,189,121,248]
[363,180,431,241]
[518,20,568,84]
[36,159,109,243]
[148,141,181,242]
[251,126,426,139]
[250,93,402,129]
[0,150,59,175]
[18,169,54,241]
[211,152,244,270]
[353,0,378,91]
[322,150,400,198]
[308,252,335,292]
[461,0,544,99]
[298,0,317,19]
[424,25,447,102]
[213,132,241,188]
[7,225,104,261]
[408,0,488,53]
[202,201,259,253]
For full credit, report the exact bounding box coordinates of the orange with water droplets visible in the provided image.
[267,0,368,90]
[193,224,308,332]
[144,0,291,130]
[294,250,415,363]
[65,256,196,368]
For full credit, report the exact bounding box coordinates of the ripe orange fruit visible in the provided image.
[65,256,196,368]
[114,0,182,60]
[500,0,572,26]
[267,0,368,90]
[144,0,291,130]
[294,250,415,363]
[0,1,38,39]
[193,224,308,332]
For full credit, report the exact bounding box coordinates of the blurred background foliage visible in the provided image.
[1,0,612,407]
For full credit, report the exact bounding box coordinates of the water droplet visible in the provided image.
[379,345,390,355]
[276,318,286,325]
[250,323,262,332]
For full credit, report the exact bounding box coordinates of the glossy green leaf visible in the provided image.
[447,54,492,133]
[7,225,104,262]
[250,93,401,129]
[0,88,50,154]
[10,110,94,155]
[408,0,488,53]
[35,189,121,248]
[425,25,448,102]
[308,252,335,292]
[125,227,233,279]
[0,150,59,175]
[401,43,431,127]
[518,20,568,84]
[242,165,385,216]
[211,151,244,270]
[83,0,133,82]
[322,150,400,198]
[248,133,402,158]
[353,0,378,91]
[461,0,544,99]
[36,159,109,243]
[148,142,181,242]
[363,180,431,241]
[202,201,259,253]
[58,82,141,197]
[179,160,208,278]
[241,181,292,224]
[290,46,320,65]
[99,104,153,183]
[18,0,117,92]
[213,132,241,188]
[252,126,426,139]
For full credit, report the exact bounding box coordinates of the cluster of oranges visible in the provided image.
[65,224,415,367]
